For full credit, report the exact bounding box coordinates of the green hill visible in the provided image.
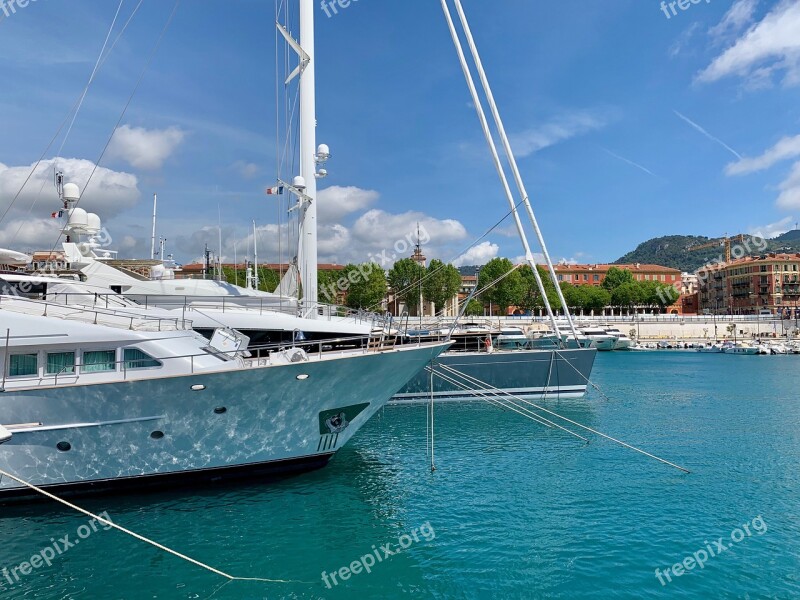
[614,235,716,272]
[615,231,800,272]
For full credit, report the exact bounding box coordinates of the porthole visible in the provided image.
[191,384,206,391]
[214,407,227,415]
[150,431,165,440]
[56,441,71,452]
[296,374,309,381]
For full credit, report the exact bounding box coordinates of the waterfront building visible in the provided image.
[697,252,800,315]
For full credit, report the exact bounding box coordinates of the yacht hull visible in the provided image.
[0,344,446,500]
[391,347,597,403]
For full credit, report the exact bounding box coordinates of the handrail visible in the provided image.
[0,295,193,331]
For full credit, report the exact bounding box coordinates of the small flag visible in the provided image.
[266,185,284,196]
[51,210,63,218]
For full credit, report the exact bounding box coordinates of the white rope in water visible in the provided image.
[0,467,307,584]
[436,363,691,474]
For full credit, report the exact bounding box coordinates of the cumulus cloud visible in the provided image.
[510,112,607,157]
[352,209,467,249]
[317,186,379,223]
[0,217,62,251]
[697,0,800,88]
[453,241,499,267]
[750,216,795,238]
[725,134,800,175]
[107,125,185,170]
[0,158,139,222]
[777,162,800,209]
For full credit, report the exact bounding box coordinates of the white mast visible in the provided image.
[298,0,318,314]
[150,193,157,260]
[450,0,579,341]
[253,220,260,290]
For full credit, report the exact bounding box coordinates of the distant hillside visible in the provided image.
[614,235,716,272]
[616,231,800,272]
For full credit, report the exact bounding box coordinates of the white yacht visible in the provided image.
[0,286,448,500]
[578,327,617,351]
[603,327,633,350]
[722,342,759,355]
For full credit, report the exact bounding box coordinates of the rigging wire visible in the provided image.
[44,0,181,260]
[436,363,691,473]
[0,0,145,231]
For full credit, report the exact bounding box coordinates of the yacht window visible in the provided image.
[123,348,162,370]
[47,352,75,375]
[82,350,116,373]
[9,354,38,377]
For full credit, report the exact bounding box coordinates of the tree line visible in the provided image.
[224,259,677,315]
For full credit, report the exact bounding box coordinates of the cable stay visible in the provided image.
[430,364,690,474]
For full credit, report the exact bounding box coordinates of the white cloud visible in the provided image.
[669,22,701,58]
[708,0,759,44]
[232,161,260,180]
[510,112,607,157]
[317,186,379,223]
[697,0,800,87]
[453,242,499,267]
[0,217,62,251]
[750,215,795,238]
[0,158,139,223]
[351,209,468,248]
[777,161,800,209]
[107,125,186,170]
[725,134,800,175]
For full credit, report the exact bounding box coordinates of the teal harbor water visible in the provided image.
[1,352,799,599]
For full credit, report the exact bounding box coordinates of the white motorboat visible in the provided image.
[578,327,617,351]
[723,342,759,355]
[604,327,633,350]
[696,343,724,353]
[0,288,448,500]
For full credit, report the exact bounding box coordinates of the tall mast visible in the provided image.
[150,193,157,260]
[298,0,318,313]
[253,220,260,290]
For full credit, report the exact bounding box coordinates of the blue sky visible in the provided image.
[1,0,799,267]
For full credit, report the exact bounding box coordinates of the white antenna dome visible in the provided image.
[293,175,307,191]
[62,183,80,202]
[316,144,330,162]
[67,208,88,231]
[86,213,101,234]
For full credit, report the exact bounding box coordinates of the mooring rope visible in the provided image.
[435,363,691,473]
[0,467,309,584]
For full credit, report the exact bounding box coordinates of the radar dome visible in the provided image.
[86,213,101,234]
[62,183,80,202]
[67,207,88,230]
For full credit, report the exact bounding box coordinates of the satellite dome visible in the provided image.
[86,213,101,234]
[62,183,80,202]
[67,208,89,231]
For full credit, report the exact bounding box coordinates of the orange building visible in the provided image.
[553,263,682,287]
